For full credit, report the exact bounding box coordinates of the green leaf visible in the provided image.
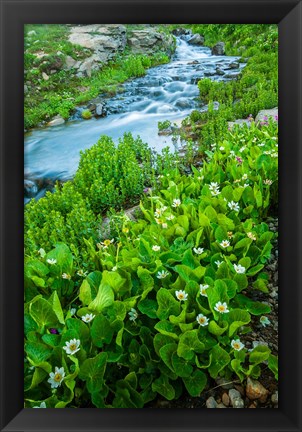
[90,315,114,348]
[246,264,264,277]
[177,330,205,361]
[159,343,177,372]
[42,334,61,347]
[46,243,73,273]
[233,273,248,291]
[227,309,251,337]
[25,342,52,365]
[249,345,271,364]
[156,288,180,320]
[154,333,176,356]
[268,354,278,380]
[29,297,59,328]
[152,374,175,400]
[79,352,107,393]
[79,279,92,306]
[236,294,271,315]
[154,320,179,340]
[231,359,245,381]
[183,370,207,397]
[171,352,193,378]
[48,291,65,325]
[114,380,144,408]
[208,320,228,336]
[88,272,114,312]
[206,280,229,319]
[208,344,230,378]
[138,299,158,319]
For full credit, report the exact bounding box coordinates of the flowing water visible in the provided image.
[24,37,245,201]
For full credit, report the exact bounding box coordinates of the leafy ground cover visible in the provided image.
[24,24,278,408]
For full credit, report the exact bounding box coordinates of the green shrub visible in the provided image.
[81,109,92,120]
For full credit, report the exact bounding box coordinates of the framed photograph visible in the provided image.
[1,0,301,431]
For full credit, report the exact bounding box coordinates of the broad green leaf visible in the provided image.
[48,291,65,325]
[138,298,158,319]
[206,280,229,318]
[246,264,264,277]
[114,380,144,408]
[159,343,177,372]
[88,272,114,312]
[154,333,176,356]
[79,352,107,393]
[90,315,114,348]
[227,309,251,337]
[79,279,92,306]
[236,294,271,315]
[268,354,278,380]
[177,330,205,361]
[234,273,248,291]
[25,342,52,365]
[208,320,228,336]
[156,288,180,320]
[154,320,180,340]
[30,297,59,328]
[152,375,175,400]
[208,344,230,378]
[231,359,245,381]
[183,370,207,397]
[171,352,193,378]
[46,243,73,274]
[249,345,271,364]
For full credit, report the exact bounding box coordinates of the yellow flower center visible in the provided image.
[103,240,111,246]
[178,293,184,299]
[218,305,225,312]
[122,228,129,233]
[69,344,77,351]
[199,317,205,324]
[54,373,62,382]
[233,343,240,350]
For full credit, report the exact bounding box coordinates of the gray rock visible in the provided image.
[188,34,205,46]
[271,391,278,405]
[47,115,65,127]
[24,85,28,94]
[175,98,192,109]
[127,29,175,56]
[206,397,217,408]
[42,72,49,81]
[216,67,225,76]
[215,377,233,390]
[216,403,227,408]
[212,42,225,56]
[224,72,241,79]
[24,180,38,198]
[65,55,77,70]
[172,28,192,37]
[95,103,106,117]
[229,389,244,408]
[255,107,278,124]
[228,119,251,129]
[228,61,239,69]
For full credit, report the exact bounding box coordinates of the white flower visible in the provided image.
[242,174,248,180]
[157,270,169,279]
[231,339,244,351]
[260,316,271,327]
[172,199,181,208]
[229,150,235,157]
[162,223,168,229]
[197,176,204,181]
[209,182,219,191]
[81,313,95,323]
[228,201,240,212]
[166,214,175,221]
[196,313,209,326]
[200,284,209,297]
[247,232,257,241]
[48,366,65,389]
[77,269,88,277]
[33,402,46,408]
[214,301,230,314]
[252,137,257,142]
[47,258,57,265]
[154,209,163,218]
[234,263,246,274]
[219,240,230,248]
[112,266,117,271]
[211,143,216,149]
[38,248,46,258]
[219,146,225,151]
[243,183,249,188]
[239,146,246,152]
[211,188,220,197]
[215,260,223,268]
[62,273,71,280]
[258,143,265,147]
[128,308,138,321]
[70,308,76,316]
[175,290,188,301]
[152,245,161,252]
[263,179,273,185]
[63,338,81,355]
[193,247,204,255]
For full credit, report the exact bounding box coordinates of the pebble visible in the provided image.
[217,403,227,408]
[271,391,278,405]
[206,397,217,408]
[222,392,230,407]
[229,389,244,408]
[246,378,269,403]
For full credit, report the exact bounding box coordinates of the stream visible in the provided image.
[24,36,245,203]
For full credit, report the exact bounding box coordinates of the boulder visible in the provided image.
[255,107,278,124]
[95,103,106,117]
[212,42,225,56]
[175,98,192,109]
[228,119,251,129]
[127,29,175,56]
[246,378,269,403]
[47,115,65,127]
[187,34,204,46]
[42,72,49,81]
[172,28,191,37]
[24,180,38,198]
[228,61,239,69]
[65,55,77,70]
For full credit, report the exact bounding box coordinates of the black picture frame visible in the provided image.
[1,0,301,431]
